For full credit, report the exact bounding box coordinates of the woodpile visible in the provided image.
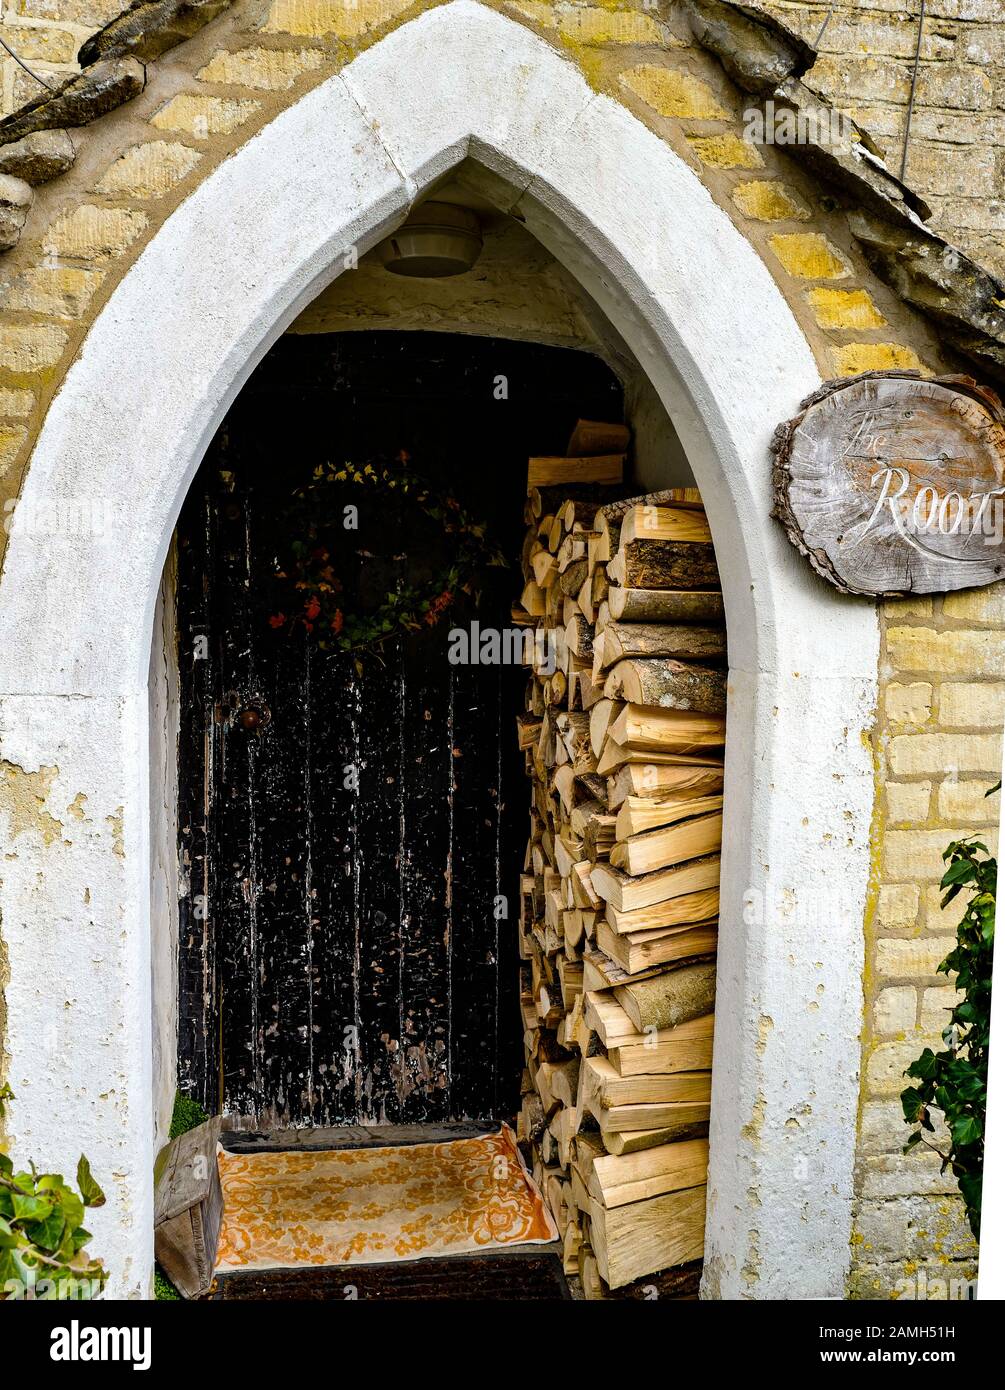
[513,421,724,1299]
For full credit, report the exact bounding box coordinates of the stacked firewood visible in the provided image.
[513,421,725,1299]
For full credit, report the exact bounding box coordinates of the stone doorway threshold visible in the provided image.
[218,1121,500,1154]
[210,1247,571,1300]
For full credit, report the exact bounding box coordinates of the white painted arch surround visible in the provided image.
[0,1,879,1298]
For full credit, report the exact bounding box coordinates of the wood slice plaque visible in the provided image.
[771,370,1005,597]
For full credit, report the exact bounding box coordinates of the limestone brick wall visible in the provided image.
[0,0,999,1297]
[851,587,998,1298]
[0,0,122,115]
[763,0,1005,282]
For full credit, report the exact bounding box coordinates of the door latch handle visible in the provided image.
[236,701,271,731]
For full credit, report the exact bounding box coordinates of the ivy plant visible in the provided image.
[901,831,994,1241]
[0,1084,108,1298]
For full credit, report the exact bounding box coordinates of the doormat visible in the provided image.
[214,1126,558,1272]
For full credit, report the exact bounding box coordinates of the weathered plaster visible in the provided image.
[0,759,65,846]
[149,546,180,1153]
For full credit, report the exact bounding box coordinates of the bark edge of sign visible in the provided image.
[771,369,1005,598]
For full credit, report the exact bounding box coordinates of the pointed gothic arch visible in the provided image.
[0,1,878,1297]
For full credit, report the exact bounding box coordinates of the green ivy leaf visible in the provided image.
[76,1156,105,1210]
[11,1192,53,1223]
[27,1208,66,1252]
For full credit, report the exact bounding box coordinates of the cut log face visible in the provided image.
[591,854,721,912]
[608,587,724,624]
[589,1138,710,1208]
[615,793,724,839]
[601,621,727,667]
[604,886,720,935]
[615,961,717,1032]
[598,918,718,972]
[528,454,626,488]
[771,370,1005,596]
[610,704,726,753]
[619,505,713,546]
[608,539,720,590]
[609,1019,715,1077]
[610,811,723,876]
[595,739,724,777]
[590,1184,706,1289]
[605,762,725,811]
[603,659,726,713]
[567,419,631,456]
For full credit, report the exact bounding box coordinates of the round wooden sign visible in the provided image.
[771,371,1005,597]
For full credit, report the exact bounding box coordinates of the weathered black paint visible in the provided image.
[176,332,622,1127]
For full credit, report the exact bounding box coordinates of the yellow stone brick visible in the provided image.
[0,24,77,63]
[557,7,666,45]
[264,0,414,38]
[886,596,932,618]
[2,265,103,318]
[885,681,932,724]
[620,65,730,120]
[860,1098,909,1153]
[876,882,920,929]
[921,985,959,1033]
[888,732,1001,777]
[832,342,927,376]
[504,0,554,26]
[0,388,35,418]
[687,132,763,169]
[887,626,1005,677]
[886,822,988,879]
[9,0,123,23]
[876,936,956,978]
[943,584,1005,624]
[0,423,27,477]
[874,985,917,1036]
[937,778,1000,823]
[42,205,147,262]
[939,681,1005,727]
[866,1038,931,1095]
[769,232,850,280]
[923,883,957,932]
[887,781,931,824]
[197,46,325,90]
[0,322,68,373]
[807,286,886,331]
[96,141,202,199]
[861,1149,960,1198]
[151,94,259,139]
[732,180,809,221]
[923,882,952,932]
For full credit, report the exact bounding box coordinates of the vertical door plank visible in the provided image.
[176,493,218,1112]
[306,651,359,1125]
[398,641,452,1123]
[353,640,406,1124]
[447,659,503,1119]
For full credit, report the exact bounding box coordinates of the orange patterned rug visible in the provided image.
[215,1127,557,1272]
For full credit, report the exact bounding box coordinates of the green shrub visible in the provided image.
[169,1092,209,1141]
[154,1269,181,1300]
[0,1084,108,1298]
[901,835,994,1241]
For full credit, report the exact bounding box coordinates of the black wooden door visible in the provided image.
[176,332,622,1128]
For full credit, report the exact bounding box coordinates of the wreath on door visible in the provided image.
[267,453,507,656]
